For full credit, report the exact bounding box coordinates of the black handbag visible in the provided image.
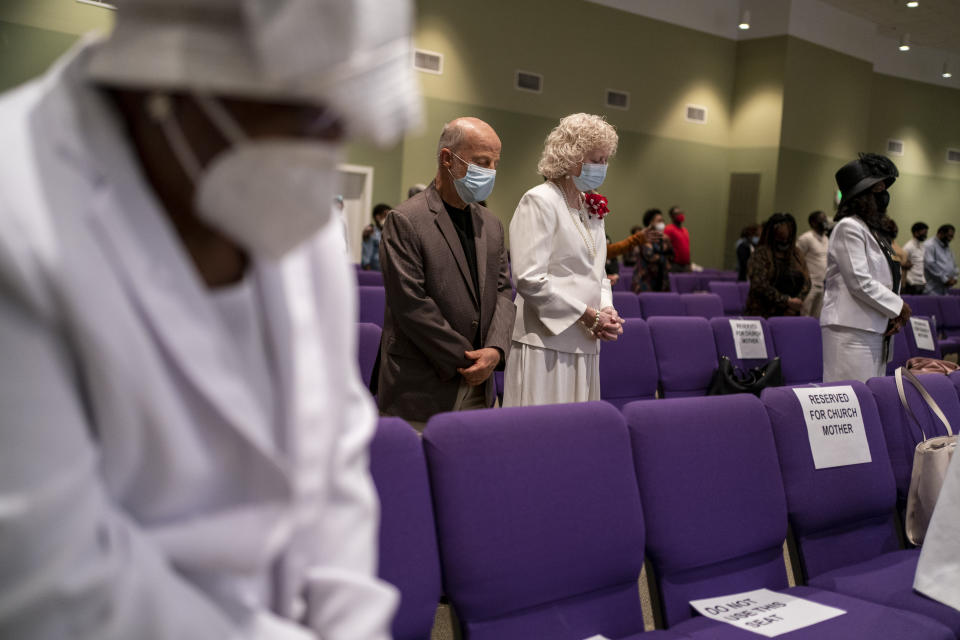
[707,356,784,397]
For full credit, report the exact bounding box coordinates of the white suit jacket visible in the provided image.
[820,215,903,334]
[509,182,612,354]
[0,43,396,639]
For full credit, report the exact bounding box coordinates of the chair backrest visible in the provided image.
[767,316,823,384]
[423,403,647,640]
[904,295,942,332]
[885,329,911,375]
[904,315,942,359]
[760,381,899,582]
[612,291,642,318]
[358,285,386,327]
[736,281,750,307]
[356,322,382,387]
[357,269,384,287]
[680,293,724,319]
[624,395,789,627]
[369,418,443,640]
[668,272,701,294]
[648,316,718,397]
[707,281,743,315]
[599,318,659,409]
[612,273,634,291]
[710,316,776,371]
[867,373,960,514]
[939,296,960,334]
[638,292,684,318]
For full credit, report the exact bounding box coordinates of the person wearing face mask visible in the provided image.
[664,205,692,272]
[744,213,810,318]
[360,203,391,271]
[504,113,623,407]
[631,208,674,293]
[902,222,929,295]
[0,1,421,638]
[735,224,760,282]
[923,224,959,295]
[796,210,830,318]
[377,117,515,429]
[821,153,911,383]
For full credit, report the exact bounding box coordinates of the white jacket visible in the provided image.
[0,43,396,639]
[509,182,612,354]
[820,215,903,334]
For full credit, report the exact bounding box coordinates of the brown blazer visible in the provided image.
[377,182,515,422]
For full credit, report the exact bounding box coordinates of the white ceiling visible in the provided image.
[586,0,960,88]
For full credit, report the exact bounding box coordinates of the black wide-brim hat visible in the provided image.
[835,153,899,205]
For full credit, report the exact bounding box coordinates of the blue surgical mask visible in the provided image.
[572,162,607,191]
[448,152,496,203]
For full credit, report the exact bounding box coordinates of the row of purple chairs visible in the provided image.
[902,295,960,356]
[612,291,726,320]
[610,272,739,294]
[709,280,751,315]
[371,375,960,639]
[886,314,950,375]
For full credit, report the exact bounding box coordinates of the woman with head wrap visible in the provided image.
[744,212,810,318]
[504,113,622,406]
[821,153,911,382]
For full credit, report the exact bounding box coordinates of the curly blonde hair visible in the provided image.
[537,113,618,179]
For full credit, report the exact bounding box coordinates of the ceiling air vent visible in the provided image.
[685,104,708,124]
[515,70,543,94]
[75,0,116,8]
[413,49,443,75]
[947,149,960,164]
[887,139,904,156]
[605,89,630,110]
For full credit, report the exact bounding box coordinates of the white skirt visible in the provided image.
[502,342,600,407]
[822,324,887,383]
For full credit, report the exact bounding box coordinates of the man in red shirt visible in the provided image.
[663,205,691,272]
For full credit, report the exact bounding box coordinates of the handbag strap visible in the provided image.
[895,367,954,441]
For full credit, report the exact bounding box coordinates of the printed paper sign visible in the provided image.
[793,386,871,469]
[690,588,845,637]
[730,319,768,360]
[581,636,610,640]
[911,317,936,352]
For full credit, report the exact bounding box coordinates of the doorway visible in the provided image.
[337,163,374,264]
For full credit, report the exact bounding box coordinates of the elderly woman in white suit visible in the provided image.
[504,113,623,406]
[821,153,911,382]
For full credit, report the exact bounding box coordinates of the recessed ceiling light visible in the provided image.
[899,33,911,51]
[738,10,751,30]
[906,1,919,7]
[943,62,953,78]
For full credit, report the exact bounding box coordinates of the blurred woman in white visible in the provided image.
[504,113,623,406]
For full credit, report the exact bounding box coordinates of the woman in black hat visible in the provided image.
[820,153,911,382]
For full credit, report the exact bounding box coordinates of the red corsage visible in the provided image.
[585,193,610,220]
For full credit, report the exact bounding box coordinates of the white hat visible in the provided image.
[86,0,421,146]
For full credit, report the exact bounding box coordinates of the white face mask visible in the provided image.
[654,222,666,232]
[149,93,342,260]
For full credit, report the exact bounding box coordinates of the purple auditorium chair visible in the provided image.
[904,315,942,359]
[867,373,960,525]
[369,418,443,640]
[637,292,684,318]
[952,370,960,395]
[613,274,634,292]
[648,316,718,398]
[885,328,912,375]
[937,296,960,355]
[600,318,659,410]
[707,281,743,315]
[422,403,683,640]
[736,281,750,308]
[612,291,642,318]
[767,316,823,384]
[624,395,954,639]
[357,269,384,287]
[680,293,724,319]
[905,295,943,332]
[761,382,960,636]
[667,272,700,294]
[356,322,381,387]
[710,316,776,372]
[358,285,386,327]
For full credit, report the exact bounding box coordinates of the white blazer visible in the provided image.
[509,182,612,355]
[820,215,903,334]
[0,42,396,639]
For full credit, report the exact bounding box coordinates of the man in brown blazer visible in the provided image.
[378,117,515,428]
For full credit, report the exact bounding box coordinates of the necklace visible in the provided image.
[549,181,595,260]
